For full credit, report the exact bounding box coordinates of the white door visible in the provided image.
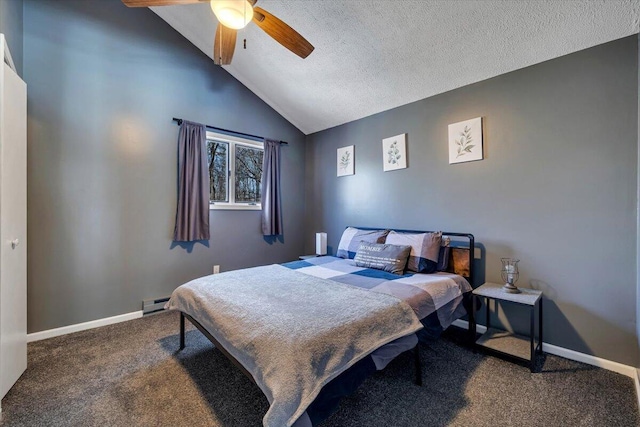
[0,61,27,399]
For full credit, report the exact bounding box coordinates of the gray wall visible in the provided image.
[24,0,306,333]
[305,36,639,366]
[0,0,23,76]
[637,33,640,369]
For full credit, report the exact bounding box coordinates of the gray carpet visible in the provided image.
[1,311,637,427]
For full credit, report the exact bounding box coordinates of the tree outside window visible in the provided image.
[207,133,263,210]
[208,141,228,202]
[235,145,263,203]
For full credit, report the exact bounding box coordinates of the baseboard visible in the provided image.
[453,319,488,334]
[451,319,637,378]
[27,311,143,343]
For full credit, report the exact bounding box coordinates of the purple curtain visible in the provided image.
[261,139,283,236]
[173,121,210,242]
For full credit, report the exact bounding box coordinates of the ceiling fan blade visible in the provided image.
[122,0,207,7]
[214,23,238,65]
[252,7,314,59]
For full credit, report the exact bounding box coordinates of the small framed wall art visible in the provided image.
[382,133,407,172]
[337,145,355,177]
[448,117,483,164]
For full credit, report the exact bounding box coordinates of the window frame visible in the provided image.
[206,131,264,211]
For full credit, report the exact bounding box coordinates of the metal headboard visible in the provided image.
[349,227,475,285]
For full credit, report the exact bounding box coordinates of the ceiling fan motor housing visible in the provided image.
[210,0,254,30]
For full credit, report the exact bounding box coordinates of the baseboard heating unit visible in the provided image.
[143,296,170,315]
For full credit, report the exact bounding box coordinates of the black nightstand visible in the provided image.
[471,282,543,372]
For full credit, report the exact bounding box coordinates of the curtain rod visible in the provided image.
[172,118,288,145]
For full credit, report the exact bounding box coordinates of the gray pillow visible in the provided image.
[336,227,390,259]
[354,242,412,275]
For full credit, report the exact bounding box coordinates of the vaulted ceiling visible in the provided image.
[151,1,640,135]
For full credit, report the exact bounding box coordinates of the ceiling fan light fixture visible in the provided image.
[210,0,254,30]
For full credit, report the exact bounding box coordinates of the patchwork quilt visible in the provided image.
[283,256,472,330]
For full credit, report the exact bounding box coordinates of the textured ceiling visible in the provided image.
[151,1,640,135]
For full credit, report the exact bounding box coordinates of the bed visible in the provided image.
[167,229,475,427]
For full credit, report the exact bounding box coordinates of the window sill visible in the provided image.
[210,204,261,211]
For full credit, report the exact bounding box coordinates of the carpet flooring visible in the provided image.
[0,311,637,426]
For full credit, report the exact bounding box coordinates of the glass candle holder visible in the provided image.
[501,258,520,294]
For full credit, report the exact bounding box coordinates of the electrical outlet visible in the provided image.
[213,265,220,274]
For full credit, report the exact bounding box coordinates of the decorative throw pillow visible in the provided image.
[354,242,411,275]
[336,227,390,259]
[437,237,451,271]
[385,231,442,274]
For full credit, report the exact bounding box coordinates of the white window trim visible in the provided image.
[207,131,263,211]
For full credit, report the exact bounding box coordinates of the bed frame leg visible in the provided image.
[468,294,477,345]
[414,344,423,386]
[179,312,185,350]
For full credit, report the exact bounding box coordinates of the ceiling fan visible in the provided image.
[122,0,315,65]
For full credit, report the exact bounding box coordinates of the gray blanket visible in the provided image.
[166,264,423,427]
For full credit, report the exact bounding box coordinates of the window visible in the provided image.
[207,132,264,210]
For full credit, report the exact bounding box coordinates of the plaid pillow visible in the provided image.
[336,227,390,259]
[385,231,442,274]
[437,237,451,271]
